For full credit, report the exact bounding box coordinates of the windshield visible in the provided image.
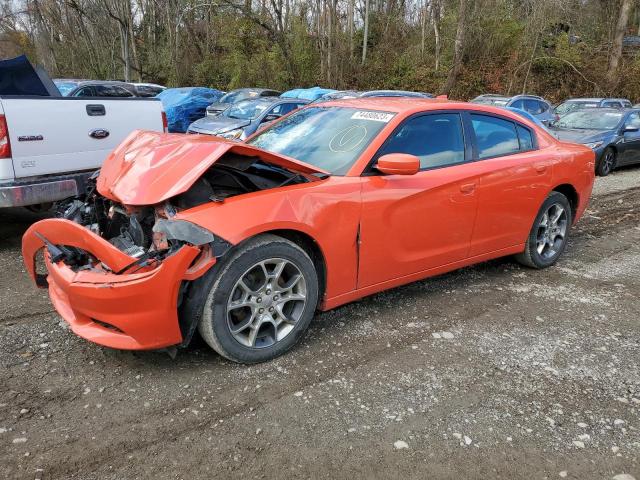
[224,100,272,120]
[555,101,599,116]
[553,110,623,130]
[220,90,260,104]
[247,106,394,174]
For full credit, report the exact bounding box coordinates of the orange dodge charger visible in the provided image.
[22,98,595,363]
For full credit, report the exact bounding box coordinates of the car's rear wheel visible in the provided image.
[515,191,572,269]
[596,147,616,176]
[198,234,318,363]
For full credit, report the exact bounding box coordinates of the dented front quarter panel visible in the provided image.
[97,130,329,206]
[175,176,363,303]
[22,218,202,350]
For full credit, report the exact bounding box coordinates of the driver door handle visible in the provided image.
[460,183,476,194]
[535,163,548,174]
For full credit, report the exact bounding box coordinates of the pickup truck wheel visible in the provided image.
[198,234,318,363]
[515,192,572,269]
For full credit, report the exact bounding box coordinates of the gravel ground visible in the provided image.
[1,168,640,480]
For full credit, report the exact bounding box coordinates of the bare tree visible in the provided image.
[443,0,466,94]
[607,0,633,86]
[361,0,369,65]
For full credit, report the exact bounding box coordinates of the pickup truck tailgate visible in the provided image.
[1,97,164,178]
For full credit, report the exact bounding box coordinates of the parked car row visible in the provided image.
[182,87,435,139]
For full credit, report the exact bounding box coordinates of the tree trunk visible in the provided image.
[607,0,632,85]
[348,0,354,59]
[443,0,466,94]
[420,0,426,58]
[361,0,370,65]
[432,0,441,71]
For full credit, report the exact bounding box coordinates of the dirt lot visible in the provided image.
[1,169,640,480]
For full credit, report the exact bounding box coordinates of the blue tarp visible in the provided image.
[281,86,337,101]
[0,55,60,96]
[157,87,224,133]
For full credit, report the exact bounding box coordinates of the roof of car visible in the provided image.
[564,97,630,102]
[315,97,545,115]
[360,90,434,98]
[475,93,546,101]
[232,87,279,93]
[74,80,133,86]
[309,98,557,135]
[238,96,310,105]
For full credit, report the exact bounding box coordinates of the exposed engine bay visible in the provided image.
[53,153,311,271]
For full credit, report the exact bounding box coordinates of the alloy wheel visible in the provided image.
[601,150,615,175]
[536,203,568,260]
[226,258,307,348]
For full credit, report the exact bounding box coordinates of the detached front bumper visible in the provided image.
[22,219,208,350]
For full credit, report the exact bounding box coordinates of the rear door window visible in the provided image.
[510,99,525,109]
[471,114,520,159]
[379,113,466,170]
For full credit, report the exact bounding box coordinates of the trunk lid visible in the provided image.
[97,130,329,206]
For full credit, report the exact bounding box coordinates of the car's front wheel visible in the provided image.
[596,147,616,176]
[515,191,572,269]
[198,234,318,363]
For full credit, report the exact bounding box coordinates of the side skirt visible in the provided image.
[320,244,524,311]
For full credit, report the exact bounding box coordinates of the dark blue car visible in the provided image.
[549,108,640,176]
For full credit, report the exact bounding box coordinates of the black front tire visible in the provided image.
[596,147,616,176]
[198,234,318,363]
[515,191,572,269]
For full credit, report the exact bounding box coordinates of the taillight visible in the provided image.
[0,114,11,159]
[161,111,168,133]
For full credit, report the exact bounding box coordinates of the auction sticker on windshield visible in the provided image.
[351,111,395,122]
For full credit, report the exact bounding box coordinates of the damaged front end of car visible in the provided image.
[22,130,328,351]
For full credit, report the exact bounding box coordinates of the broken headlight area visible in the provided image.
[54,185,221,276]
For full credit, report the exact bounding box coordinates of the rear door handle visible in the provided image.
[460,183,476,194]
[86,104,105,116]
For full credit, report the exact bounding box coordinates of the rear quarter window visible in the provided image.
[516,125,534,151]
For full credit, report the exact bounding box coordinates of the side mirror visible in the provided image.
[375,153,420,175]
[623,126,639,133]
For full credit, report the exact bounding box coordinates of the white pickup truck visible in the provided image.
[0,96,165,208]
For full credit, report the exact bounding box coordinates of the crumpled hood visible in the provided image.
[188,116,250,134]
[548,127,610,144]
[97,130,329,206]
